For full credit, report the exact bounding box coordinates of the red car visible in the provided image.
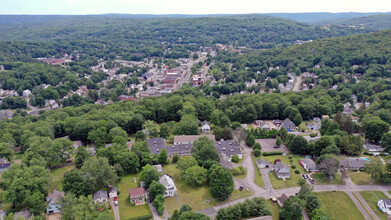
[114,197,118,206]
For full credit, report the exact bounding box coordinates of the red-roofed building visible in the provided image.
[129,187,145,205]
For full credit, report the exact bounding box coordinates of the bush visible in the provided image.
[262,151,283,156]
[309,133,318,138]
[172,154,179,163]
[289,156,292,159]
[380,152,387,156]
[291,165,296,169]
[153,194,165,216]
[232,166,246,176]
[363,151,374,156]
[295,170,300,174]
[216,197,271,220]
[253,142,262,150]
[231,155,240,163]
[253,149,261,157]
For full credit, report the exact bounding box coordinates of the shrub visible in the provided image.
[232,166,246,176]
[216,197,271,220]
[380,152,387,156]
[363,151,374,156]
[172,154,179,163]
[309,133,318,138]
[153,194,165,216]
[231,155,240,163]
[253,149,261,157]
[262,151,283,156]
[291,164,296,169]
[253,142,262,150]
[289,156,292,159]
[295,170,300,174]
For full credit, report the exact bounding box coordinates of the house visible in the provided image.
[14,209,32,219]
[153,164,163,174]
[0,163,11,174]
[301,158,318,171]
[351,116,359,124]
[277,194,289,207]
[313,117,321,123]
[0,110,13,120]
[147,138,167,154]
[46,190,64,215]
[93,190,108,205]
[256,159,269,169]
[129,187,145,205]
[273,120,282,127]
[307,122,321,131]
[220,154,237,170]
[174,135,215,145]
[159,174,177,197]
[108,186,118,198]
[340,158,366,170]
[364,142,384,152]
[215,140,242,160]
[201,121,211,133]
[321,115,329,120]
[377,198,391,215]
[274,162,290,179]
[22,89,32,98]
[257,120,271,131]
[303,136,319,142]
[352,95,358,103]
[166,144,193,156]
[282,118,295,132]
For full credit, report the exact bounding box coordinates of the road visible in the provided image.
[353,192,380,220]
[292,75,302,92]
[109,198,120,220]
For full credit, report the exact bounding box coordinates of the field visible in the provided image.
[251,155,265,188]
[349,171,378,185]
[49,165,75,192]
[162,163,252,213]
[359,191,389,220]
[316,191,365,220]
[261,154,306,189]
[117,175,152,220]
[311,172,345,185]
[266,200,280,220]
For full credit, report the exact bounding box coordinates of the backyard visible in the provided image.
[162,163,253,214]
[251,155,265,188]
[359,191,389,220]
[316,191,365,220]
[49,165,75,192]
[260,154,307,189]
[117,174,152,220]
[266,199,280,220]
[311,172,345,185]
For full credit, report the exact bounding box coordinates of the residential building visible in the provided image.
[378,198,391,215]
[219,154,237,170]
[364,142,384,152]
[273,120,282,127]
[108,186,118,198]
[166,144,193,156]
[173,135,215,145]
[93,190,108,205]
[0,163,11,174]
[153,164,163,174]
[147,138,167,154]
[201,121,211,133]
[282,118,295,132]
[256,159,269,169]
[277,194,289,207]
[313,117,321,123]
[215,140,242,160]
[301,158,318,171]
[129,187,145,205]
[352,94,358,103]
[303,136,319,142]
[46,190,64,215]
[306,122,321,131]
[257,120,271,130]
[321,115,329,120]
[274,162,290,179]
[0,110,13,120]
[159,174,177,197]
[340,158,366,170]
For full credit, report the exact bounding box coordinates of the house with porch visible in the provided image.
[129,187,145,205]
[159,174,177,197]
[274,162,290,180]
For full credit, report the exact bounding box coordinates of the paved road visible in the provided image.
[354,192,380,220]
[109,198,120,220]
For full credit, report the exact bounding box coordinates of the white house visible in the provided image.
[274,162,290,180]
[159,175,177,197]
[93,190,108,205]
[301,158,318,172]
[108,186,117,198]
[256,159,269,169]
[201,121,211,133]
[378,198,391,215]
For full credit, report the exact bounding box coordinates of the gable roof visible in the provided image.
[166,144,193,155]
[257,159,269,165]
[340,158,366,169]
[159,174,176,189]
[147,138,167,154]
[201,120,210,127]
[46,190,64,204]
[278,194,289,205]
[93,190,108,200]
[215,140,241,157]
[282,118,295,129]
[301,158,317,170]
[129,187,145,197]
[275,162,290,174]
[174,135,215,144]
[108,186,117,194]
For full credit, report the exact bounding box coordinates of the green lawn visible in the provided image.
[117,175,152,220]
[266,200,280,220]
[311,172,345,185]
[162,163,252,211]
[261,155,306,189]
[251,155,265,188]
[351,193,372,220]
[359,191,389,220]
[316,191,365,220]
[165,196,180,216]
[49,165,75,192]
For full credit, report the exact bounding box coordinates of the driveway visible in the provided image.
[109,197,120,220]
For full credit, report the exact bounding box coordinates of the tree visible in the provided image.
[365,159,384,184]
[253,149,261,157]
[131,140,150,155]
[63,169,90,197]
[149,181,165,201]
[245,134,255,147]
[140,164,161,189]
[80,157,118,192]
[177,156,198,172]
[253,142,262,150]
[209,166,234,200]
[158,148,168,164]
[169,204,210,220]
[381,132,391,152]
[159,123,170,139]
[276,136,282,146]
[191,137,220,165]
[279,197,303,220]
[173,115,200,135]
[365,118,390,143]
[305,193,321,214]
[287,135,310,155]
[293,113,303,126]
[214,126,233,140]
[233,127,247,145]
[311,208,330,220]
[172,154,179,163]
[153,194,165,215]
[231,155,240,163]
[183,165,207,187]
[108,127,127,143]
[135,131,146,141]
[316,154,339,184]
[0,143,13,162]
[340,135,363,155]
[60,194,113,220]
[75,147,91,169]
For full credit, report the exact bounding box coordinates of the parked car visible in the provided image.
[302,174,308,179]
[114,197,118,206]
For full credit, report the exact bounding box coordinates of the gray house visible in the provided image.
[215,140,242,161]
[257,159,269,169]
[147,138,167,154]
[307,122,321,131]
[201,121,211,133]
[364,142,384,152]
[282,118,295,132]
[340,158,366,170]
[301,158,318,171]
[93,190,108,205]
[274,162,290,179]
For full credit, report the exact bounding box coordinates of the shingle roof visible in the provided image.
[302,158,317,170]
[93,190,108,200]
[282,118,295,130]
[108,186,117,194]
[166,144,193,155]
[159,175,176,189]
[257,159,269,165]
[174,135,215,144]
[46,190,64,203]
[215,140,241,157]
[275,162,290,174]
[201,120,210,127]
[147,138,167,154]
[129,187,145,197]
[278,194,288,205]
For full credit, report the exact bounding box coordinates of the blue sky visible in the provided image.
[1,0,390,15]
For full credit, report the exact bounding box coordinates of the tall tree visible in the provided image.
[316,154,339,184]
[209,166,234,200]
[365,159,384,184]
[80,157,118,192]
[191,137,220,165]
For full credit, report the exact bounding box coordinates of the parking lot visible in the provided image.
[255,138,290,153]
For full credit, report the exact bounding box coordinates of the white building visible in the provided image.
[159,175,177,197]
[378,198,391,215]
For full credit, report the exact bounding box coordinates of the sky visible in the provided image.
[1,0,390,15]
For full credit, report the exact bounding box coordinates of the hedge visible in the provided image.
[262,151,283,156]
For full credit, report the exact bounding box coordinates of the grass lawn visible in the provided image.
[261,154,306,189]
[165,196,180,215]
[49,165,75,192]
[359,191,389,220]
[266,200,280,220]
[311,172,345,185]
[316,191,365,220]
[163,163,253,212]
[251,155,265,188]
[118,175,152,220]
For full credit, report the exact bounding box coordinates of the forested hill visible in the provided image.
[314,13,391,30]
[0,15,372,49]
